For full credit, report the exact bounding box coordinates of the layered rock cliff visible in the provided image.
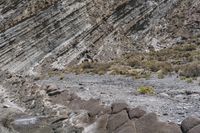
[0,1,200,132]
[0,0,199,73]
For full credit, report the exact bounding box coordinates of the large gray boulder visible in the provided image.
[114,120,136,133]
[6,114,54,133]
[107,110,129,132]
[188,125,200,133]
[181,116,200,133]
[83,114,108,133]
[128,107,146,119]
[111,103,128,114]
[135,113,182,133]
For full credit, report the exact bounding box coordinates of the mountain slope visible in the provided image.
[0,0,199,73]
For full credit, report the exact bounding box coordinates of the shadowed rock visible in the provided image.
[128,107,146,119]
[188,125,200,133]
[181,116,200,133]
[107,110,129,132]
[135,113,182,133]
[111,102,128,114]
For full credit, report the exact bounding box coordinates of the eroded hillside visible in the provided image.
[0,0,200,133]
[0,0,199,73]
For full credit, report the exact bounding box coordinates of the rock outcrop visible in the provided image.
[181,117,200,133]
[0,0,199,73]
[1,0,200,132]
[0,71,200,133]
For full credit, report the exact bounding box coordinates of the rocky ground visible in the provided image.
[0,71,200,133]
[0,0,200,132]
[38,73,200,124]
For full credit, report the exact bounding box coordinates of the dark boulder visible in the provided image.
[128,107,146,119]
[181,116,200,133]
[188,125,200,133]
[107,110,129,132]
[135,113,182,133]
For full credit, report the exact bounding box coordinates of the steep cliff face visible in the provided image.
[0,0,199,73]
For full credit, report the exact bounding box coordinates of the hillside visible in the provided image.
[0,0,200,133]
[0,0,199,73]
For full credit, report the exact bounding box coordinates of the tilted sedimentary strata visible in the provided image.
[0,0,199,73]
[0,1,200,132]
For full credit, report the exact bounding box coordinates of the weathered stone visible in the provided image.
[111,102,128,114]
[0,125,13,133]
[188,125,200,133]
[1,1,200,132]
[135,113,182,133]
[135,113,158,133]
[69,99,110,117]
[9,115,54,133]
[181,116,200,133]
[156,122,182,133]
[107,110,129,132]
[1,0,199,73]
[83,114,108,133]
[55,127,83,133]
[114,120,136,133]
[128,107,146,119]
[13,126,54,133]
[34,127,54,133]
[45,84,59,93]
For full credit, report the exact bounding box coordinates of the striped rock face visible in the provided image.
[0,0,199,73]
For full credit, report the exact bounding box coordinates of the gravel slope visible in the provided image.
[38,74,200,123]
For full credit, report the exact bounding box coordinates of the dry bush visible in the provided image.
[143,61,173,74]
[66,62,112,75]
[65,43,199,79]
[179,63,200,77]
[109,65,140,77]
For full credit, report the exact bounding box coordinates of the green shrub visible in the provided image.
[137,86,155,95]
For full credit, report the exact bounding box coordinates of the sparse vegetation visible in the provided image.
[179,63,200,78]
[59,73,65,80]
[157,70,165,79]
[66,62,112,75]
[185,78,193,83]
[137,86,155,95]
[47,43,200,81]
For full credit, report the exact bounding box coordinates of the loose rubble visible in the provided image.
[0,71,200,133]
